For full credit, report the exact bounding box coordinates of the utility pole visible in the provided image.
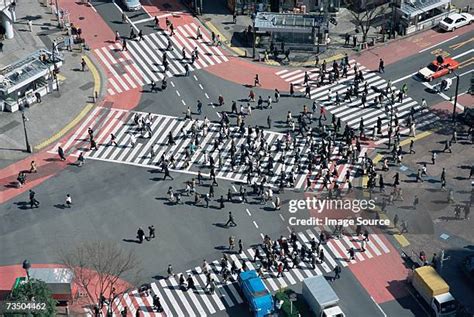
[55,0,61,28]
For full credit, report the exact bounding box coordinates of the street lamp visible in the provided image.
[22,259,31,280]
[21,108,32,153]
[452,73,460,122]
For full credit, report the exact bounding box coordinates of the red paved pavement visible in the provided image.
[59,0,115,50]
[205,56,290,91]
[348,231,410,304]
[356,24,474,69]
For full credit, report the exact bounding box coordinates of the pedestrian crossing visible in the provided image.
[276,61,440,141]
[95,23,229,96]
[50,107,364,190]
[93,226,391,317]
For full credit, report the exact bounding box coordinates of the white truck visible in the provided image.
[409,266,457,317]
[302,275,345,317]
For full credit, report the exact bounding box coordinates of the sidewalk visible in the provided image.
[0,0,102,169]
[199,3,383,67]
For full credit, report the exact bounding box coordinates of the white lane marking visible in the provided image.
[171,81,176,87]
[371,296,388,317]
[253,221,259,229]
[194,75,198,81]
[176,90,181,96]
[199,84,204,90]
[279,214,285,221]
[246,209,251,216]
[418,35,459,53]
[182,100,186,105]
[392,72,417,84]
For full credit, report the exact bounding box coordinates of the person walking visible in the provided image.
[137,227,145,243]
[30,160,37,173]
[225,212,237,227]
[378,58,384,73]
[65,194,72,208]
[333,265,341,280]
[29,190,40,208]
[58,146,66,161]
[348,247,355,261]
[81,58,87,71]
[77,152,85,167]
[238,239,243,254]
[228,236,235,250]
[254,74,261,87]
[167,264,174,278]
[148,225,156,240]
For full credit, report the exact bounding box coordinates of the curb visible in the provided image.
[204,21,247,57]
[34,55,101,151]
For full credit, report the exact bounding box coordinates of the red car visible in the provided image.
[418,57,459,81]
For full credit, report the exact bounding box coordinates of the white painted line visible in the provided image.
[111,0,139,31]
[418,35,459,53]
[205,93,210,99]
[246,209,251,216]
[279,214,285,221]
[232,185,237,192]
[253,221,259,229]
[275,69,288,75]
[134,16,155,24]
[199,84,204,90]
[176,90,181,97]
[171,81,175,87]
[392,72,417,84]
[452,48,474,60]
[260,233,265,240]
[194,75,198,81]
[181,99,186,105]
[215,112,221,118]
[371,296,387,317]
[158,279,185,317]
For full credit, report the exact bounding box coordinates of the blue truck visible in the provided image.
[238,270,274,317]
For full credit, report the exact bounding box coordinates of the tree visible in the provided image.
[346,0,387,43]
[58,240,142,310]
[7,278,57,317]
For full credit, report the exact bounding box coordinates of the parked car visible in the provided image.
[122,0,141,11]
[439,13,473,31]
[418,56,459,81]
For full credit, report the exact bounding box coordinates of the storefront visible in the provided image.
[396,0,451,34]
[0,49,63,113]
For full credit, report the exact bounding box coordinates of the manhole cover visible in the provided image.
[79,16,85,20]
[72,53,78,57]
[56,36,64,42]
[224,26,230,30]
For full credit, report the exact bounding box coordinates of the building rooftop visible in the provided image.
[399,0,450,17]
[0,49,62,94]
[254,12,325,32]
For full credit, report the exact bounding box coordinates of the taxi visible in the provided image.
[418,56,459,81]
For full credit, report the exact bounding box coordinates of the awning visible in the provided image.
[399,0,450,18]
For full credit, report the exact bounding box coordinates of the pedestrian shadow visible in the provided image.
[438,216,462,221]
[13,201,30,210]
[4,182,18,189]
[213,223,228,229]
[151,274,166,281]
[53,204,67,210]
[122,238,141,244]
[72,68,82,72]
[44,157,62,162]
